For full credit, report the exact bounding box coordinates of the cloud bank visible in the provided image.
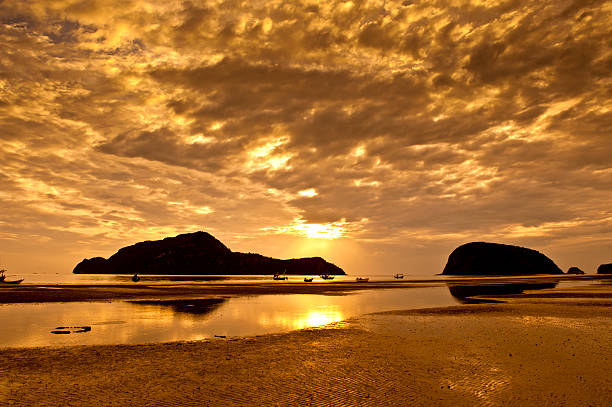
[1,0,610,274]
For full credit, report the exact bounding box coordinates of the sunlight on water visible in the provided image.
[258,307,345,331]
[303,309,345,328]
[0,287,457,348]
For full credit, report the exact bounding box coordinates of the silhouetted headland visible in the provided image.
[442,242,563,276]
[597,263,612,274]
[73,231,345,275]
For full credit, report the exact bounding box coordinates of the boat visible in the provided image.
[303,277,314,282]
[320,274,335,280]
[355,277,369,282]
[393,273,404,279]
[273,268,289,280]
[0,269,23,285]
[0,278,23,285]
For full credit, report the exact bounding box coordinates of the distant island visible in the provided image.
[73,231,345,276]
[442,242,563,276]
[598,263,612,274]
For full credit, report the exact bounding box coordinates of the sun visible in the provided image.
[297,223,344,239]
[262,217,352,240]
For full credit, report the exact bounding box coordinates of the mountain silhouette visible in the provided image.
[73,231,345,275]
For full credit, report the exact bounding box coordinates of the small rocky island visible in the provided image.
[597,263,612,274]
[73,231,345,275]
[567,266,585,275]
[442,242,563,276]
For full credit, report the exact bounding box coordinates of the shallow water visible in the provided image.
[13,271,603,285]
[9,272,440,285]
[0,279,598,348]
[0,287,457,348]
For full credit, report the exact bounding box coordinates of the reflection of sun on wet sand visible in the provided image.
[0,278,611,406]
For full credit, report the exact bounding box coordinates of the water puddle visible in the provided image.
[0,280,598,348]
[0,287,456,348]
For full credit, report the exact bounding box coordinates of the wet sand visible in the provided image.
[0,280,438,303]
[1,278,611,406]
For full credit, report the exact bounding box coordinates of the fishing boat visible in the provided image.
[320,274,335,280]
[0,269,23,285]
[393,273,404,279]
[0,278,23,285]
[355,277,369,282]
[303,277,314,282]
[272,268,290,280]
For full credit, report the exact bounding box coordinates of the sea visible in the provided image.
[7,272,440,285]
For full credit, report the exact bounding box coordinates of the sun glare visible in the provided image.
[261,217,368,240]
[297,223,344,239]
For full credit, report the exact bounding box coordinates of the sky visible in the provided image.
[1,0,611,276]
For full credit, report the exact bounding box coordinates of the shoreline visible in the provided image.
[1,274,610,304]
[1,282,610,406]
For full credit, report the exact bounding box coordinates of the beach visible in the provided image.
[1,277,611,406]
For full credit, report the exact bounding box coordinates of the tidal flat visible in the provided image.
[1,276,611,406]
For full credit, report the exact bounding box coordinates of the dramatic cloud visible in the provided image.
[1,0,610,274]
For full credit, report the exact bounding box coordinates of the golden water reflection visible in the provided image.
[0,287,457,348]
[258,307,345,331]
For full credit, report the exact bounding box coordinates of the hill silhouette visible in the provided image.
[442,242,563,276]
[73,231,345,275]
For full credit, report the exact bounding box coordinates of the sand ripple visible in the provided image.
[1,300,611,406]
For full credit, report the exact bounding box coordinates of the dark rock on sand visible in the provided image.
[442,242,563,276]
[73,231,345,276]
[567,266,585,275]
[597,263,612,274]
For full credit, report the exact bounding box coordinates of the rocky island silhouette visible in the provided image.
[442,242,564,276]
[73,231,345,276]
[597,263,612,274]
